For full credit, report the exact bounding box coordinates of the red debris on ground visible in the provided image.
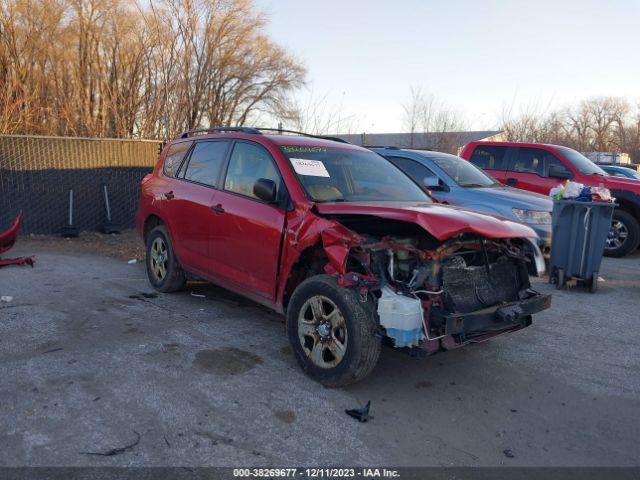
[0,213,35,268]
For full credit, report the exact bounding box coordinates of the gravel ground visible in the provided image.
[1,232,639,468]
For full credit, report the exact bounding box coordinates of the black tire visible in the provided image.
[286,274,382,387]
[604,210,640,258]
[145,225,186,293]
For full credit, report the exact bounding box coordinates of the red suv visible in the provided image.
[136,128,550,386]
[461,141,640,257]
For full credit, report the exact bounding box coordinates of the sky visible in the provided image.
[253,0,640,133]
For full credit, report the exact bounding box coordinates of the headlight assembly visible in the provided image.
[512,208,552,225]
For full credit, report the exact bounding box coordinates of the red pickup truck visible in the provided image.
[460,141,640,257]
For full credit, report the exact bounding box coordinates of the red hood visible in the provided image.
[314,201,537,241]
[596,175,640,192]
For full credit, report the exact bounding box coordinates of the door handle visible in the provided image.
[210,204,225,213]
[506,178,518,186]
[163,191,175,199]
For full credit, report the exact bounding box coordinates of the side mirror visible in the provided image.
[548,166,572,180]
[422,175,441,189]
[253,178,277,203]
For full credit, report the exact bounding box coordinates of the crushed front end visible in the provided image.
[330,230,551,354]
[416,236,551,352]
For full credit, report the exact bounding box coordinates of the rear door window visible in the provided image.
[163,141,192,177]
[469,146,509,171]
[181,141,230,187]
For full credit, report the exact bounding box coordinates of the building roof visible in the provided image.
[336,131,503,151]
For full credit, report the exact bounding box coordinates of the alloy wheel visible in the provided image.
[150,237,168,281]
[606,219,628,250]
[297,295,348,369]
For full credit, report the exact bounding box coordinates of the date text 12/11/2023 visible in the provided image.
[233,468,400,478]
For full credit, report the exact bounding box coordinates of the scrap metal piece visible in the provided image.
[0,213,35,268]
[80,430,141,456]
[0,213,22,255]
[0,257,35,268]
[345,400,372,422]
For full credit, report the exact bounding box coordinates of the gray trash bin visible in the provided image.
[549,199,615,292]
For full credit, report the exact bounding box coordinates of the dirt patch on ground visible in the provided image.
[273,410,296,424]
[193,347,264,376]
[18,229,144,262]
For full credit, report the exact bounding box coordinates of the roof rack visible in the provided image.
[253,127,350,144]
[362,145,400,149]
[179,127,262,138]
[178,126,351,144]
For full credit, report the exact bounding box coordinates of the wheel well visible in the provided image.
[282,244,328,310]
[143,215,163,243]
[615,199,640,221]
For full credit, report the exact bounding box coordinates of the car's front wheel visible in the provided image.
[286,275,381,387]
[145,225,186,292]
[604,210,640,258]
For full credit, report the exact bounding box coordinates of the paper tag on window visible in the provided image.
[290,158,330,177]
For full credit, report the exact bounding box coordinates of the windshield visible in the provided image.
[430,154,497,187]
[280,146,430,202]
[556,146,607,176]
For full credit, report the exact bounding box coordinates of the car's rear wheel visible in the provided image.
[604,210,640,258]
[286,275,381,387]
[146,225,186,292]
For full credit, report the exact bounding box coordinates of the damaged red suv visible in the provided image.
[136,128,551,386]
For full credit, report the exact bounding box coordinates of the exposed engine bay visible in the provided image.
[323,216,551,353]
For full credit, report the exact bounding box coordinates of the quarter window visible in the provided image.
[181,141,229,187]
[163,141,192,177]
[224,142,281,200]
[469,146,509,171]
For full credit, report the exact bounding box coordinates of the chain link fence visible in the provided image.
[0,135,163,234]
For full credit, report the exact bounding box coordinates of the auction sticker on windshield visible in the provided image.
[290,158,330,177]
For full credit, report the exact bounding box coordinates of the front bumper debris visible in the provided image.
[431,291,551,341]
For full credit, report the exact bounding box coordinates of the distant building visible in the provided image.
[581,152,631,165]
[336,130,505,154]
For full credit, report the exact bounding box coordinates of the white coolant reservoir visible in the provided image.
[377,286,425,348]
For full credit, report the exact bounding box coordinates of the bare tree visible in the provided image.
[500,96,639,161]
[401,86,467,152]
[280,86,360,135]
[0,0,306,139]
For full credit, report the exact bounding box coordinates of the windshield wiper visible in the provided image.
[461,183,490,188]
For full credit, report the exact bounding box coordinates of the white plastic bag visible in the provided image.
[549,184,564,199]
[562,181,584,199]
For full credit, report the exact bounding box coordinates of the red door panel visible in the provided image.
[163,182,217,273]
[503,172,556,195]
[210,191,285,301]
